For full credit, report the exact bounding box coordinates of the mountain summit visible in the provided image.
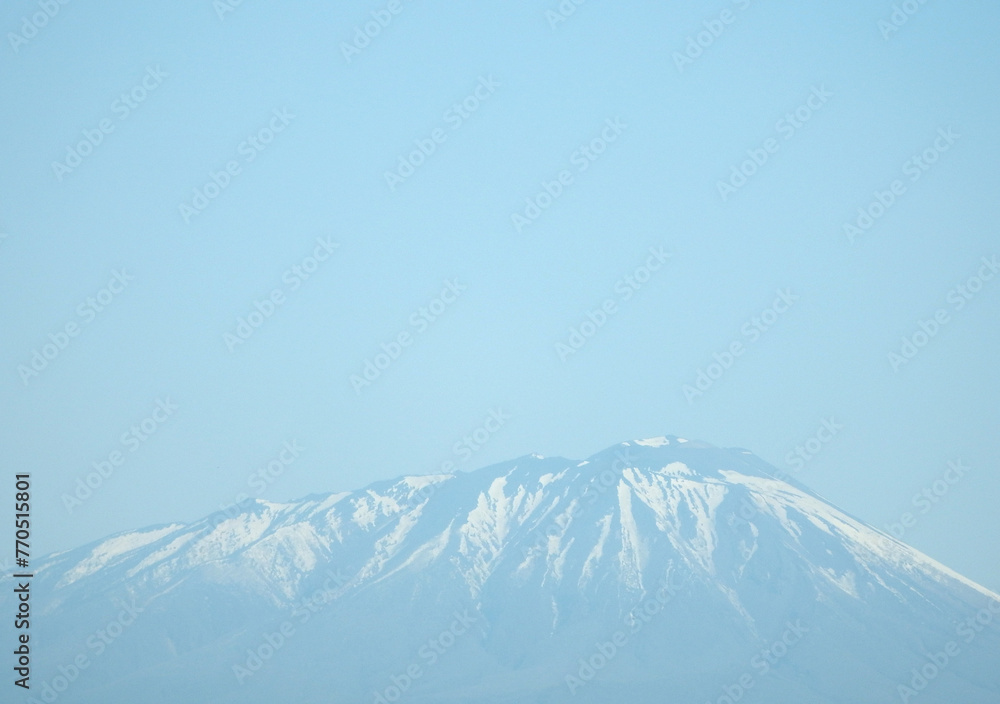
[17,437,1000,703]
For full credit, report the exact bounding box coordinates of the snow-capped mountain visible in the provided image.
[13,437,1000,703]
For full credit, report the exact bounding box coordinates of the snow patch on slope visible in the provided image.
[61,525,182,586]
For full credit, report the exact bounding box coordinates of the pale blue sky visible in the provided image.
[1,0,998,589]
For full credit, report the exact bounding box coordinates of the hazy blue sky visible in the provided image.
[1,0,998,590]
